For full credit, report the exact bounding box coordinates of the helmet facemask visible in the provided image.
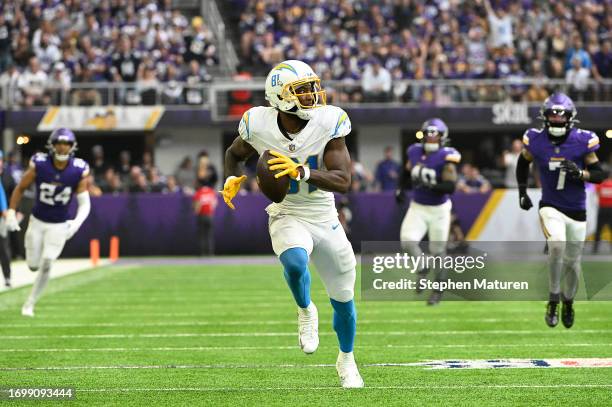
[281,77,326,120]
[423,129,442,153]
[49,140,76,161]
[544,109,572,137]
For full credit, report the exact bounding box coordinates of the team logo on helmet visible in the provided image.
[265,60,326,120]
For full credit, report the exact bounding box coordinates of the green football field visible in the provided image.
[1,260,611,406]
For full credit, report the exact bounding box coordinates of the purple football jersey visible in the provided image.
[31,153,89,223]
[523,127,600,211]
[407,144,461,205]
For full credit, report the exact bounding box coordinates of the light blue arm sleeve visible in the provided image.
[0,182,7,212]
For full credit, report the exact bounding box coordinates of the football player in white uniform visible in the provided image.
[220,60,363,388]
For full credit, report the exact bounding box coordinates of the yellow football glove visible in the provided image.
[267,150,301,179]
[219,175,247,210]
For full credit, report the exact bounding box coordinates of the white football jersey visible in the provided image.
[238,105,351,222]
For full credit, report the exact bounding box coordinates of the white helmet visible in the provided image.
[265,60,326,120]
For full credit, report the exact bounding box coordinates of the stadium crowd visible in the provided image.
[0,0,217,106]
[235,0,612,103]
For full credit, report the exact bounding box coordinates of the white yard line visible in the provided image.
[73,383,612,392]
[1,329,612,340]
[2,359,612,372]
[1,317,608,328]
[0,343,608,353]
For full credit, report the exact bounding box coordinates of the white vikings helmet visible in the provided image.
[265,60,326,120]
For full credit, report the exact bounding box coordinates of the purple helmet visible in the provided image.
[538,92,577,137]
[47,128,77,161]
[421,118,449,152]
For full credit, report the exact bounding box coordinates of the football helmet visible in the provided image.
[420,118,449,153]
[265,60,326,120]
[47,127,77,161]
[538,92,577,137]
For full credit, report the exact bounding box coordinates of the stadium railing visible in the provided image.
[2,78,611,114]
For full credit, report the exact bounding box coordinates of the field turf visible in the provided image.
[0,260,611,406]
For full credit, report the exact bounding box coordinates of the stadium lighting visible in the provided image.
[606,129,612,138]
[415,131,424,140]
[16,136,30,145]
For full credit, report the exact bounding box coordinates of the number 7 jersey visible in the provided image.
[523,127,600,212]
[31,153,90,223]
[238,105,351,222]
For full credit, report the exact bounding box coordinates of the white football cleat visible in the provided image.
[336,351,364,388]
[21,303,35,317]
[297,302,319,354]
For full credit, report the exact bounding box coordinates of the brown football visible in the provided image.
[256,150,290,203]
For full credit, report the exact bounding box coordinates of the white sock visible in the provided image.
[338,351,355,362]
[299,302,315,314]
[26,260,51,306]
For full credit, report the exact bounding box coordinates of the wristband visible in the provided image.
[295,165,310,182]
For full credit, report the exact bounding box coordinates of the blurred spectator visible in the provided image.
[483,0,514,49]
[501,139,523,188]
[350,154,373,192]
[71,65,102,106]
[17,57,48,107]
[375,147,400,191]
[193,185,218,256]
[148,167,166,193]
[118,150,132,185]
[111,36,141,104]
[162,64,184,105]
[184,16,217,67]
[175,156,196,192]
[592,40,612,79]
[46,62,71,105]
[196,151,218,188]
[565,36,592,72]
[0,63,21,105]
[164,175,182,195]
[184,60,211,105]
[458,164,492,194]
[566,56,590,101]
[128,166,149,193]
[137,64,159,105]
[0,14,12,73]
[90,145,106,184]
[361,59,391,103]
[34,32,61,72]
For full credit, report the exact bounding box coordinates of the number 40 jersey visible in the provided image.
[407,144,461,206]
[523,127,600,212]
[31,153,90,223]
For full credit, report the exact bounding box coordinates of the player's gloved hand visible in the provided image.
[560,159,583,179]
[220,175,247,210]
[66,220,79,240]
[395,189,405,204]
[5,209,21,232]
[519,190,533,210]
[267,150,302,179]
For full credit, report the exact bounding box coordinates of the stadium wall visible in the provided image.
[60,191,495,257]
